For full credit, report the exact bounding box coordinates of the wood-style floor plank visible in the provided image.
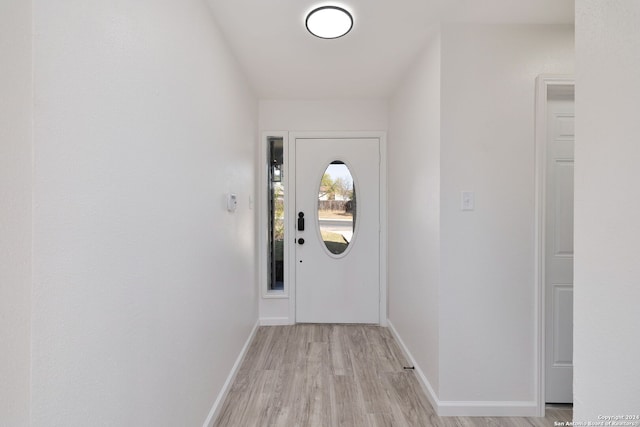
[213,324,572,427]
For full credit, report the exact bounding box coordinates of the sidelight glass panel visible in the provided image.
[318,161,356,256]
[268,137,284,291]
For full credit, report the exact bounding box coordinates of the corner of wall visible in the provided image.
[387,26,442,397]
[574,1,640,421]
[203,320,260,427]
[0,0,33,425]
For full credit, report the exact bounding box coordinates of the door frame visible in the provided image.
[288,131,387,326]
[534,75,575,416]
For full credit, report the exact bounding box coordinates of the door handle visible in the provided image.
[298,238,305,245]
[297,212,305,231]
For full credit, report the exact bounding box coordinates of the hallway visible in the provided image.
[4,1,640,424]
[214,325,572,426]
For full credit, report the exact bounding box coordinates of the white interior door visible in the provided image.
[545,94,575,403]
[295,138,380,324]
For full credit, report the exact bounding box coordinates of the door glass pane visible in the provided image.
[318,161,356,255]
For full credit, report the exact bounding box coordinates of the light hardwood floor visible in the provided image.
[214,324,571,427]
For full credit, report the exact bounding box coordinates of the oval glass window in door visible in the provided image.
[318,161,356,255]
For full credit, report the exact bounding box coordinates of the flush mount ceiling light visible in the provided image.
[305,6,353,39]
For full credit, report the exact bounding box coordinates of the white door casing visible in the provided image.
[544,95,574,404]
[294,137,380,324]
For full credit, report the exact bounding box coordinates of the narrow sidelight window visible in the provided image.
[268,137,284,291]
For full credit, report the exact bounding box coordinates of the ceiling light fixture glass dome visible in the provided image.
[305,6,353,39]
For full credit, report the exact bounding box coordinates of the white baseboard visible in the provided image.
[203,319,260,427]
[386,319,538,418]
[259,317,290,326]
[438,400,538,417]
[387,319,440,412]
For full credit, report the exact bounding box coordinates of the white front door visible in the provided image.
[294,137,380,324]
[545,95,575,403]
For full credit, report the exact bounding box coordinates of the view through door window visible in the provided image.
[317,161,356,256]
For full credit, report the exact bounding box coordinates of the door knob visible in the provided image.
[298,238,305,245]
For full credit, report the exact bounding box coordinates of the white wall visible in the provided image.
[439,23,574,406]
[259,99,388,132]
[31,1,257,425]
[388,23,574,415]
[388,33,441,394]
[258,99,388,323]
[574,1,640,422]
[0,1,32,425]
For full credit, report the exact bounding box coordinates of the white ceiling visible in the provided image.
[206,0,574,99]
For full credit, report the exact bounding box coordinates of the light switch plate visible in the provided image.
[461,191,475,211]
